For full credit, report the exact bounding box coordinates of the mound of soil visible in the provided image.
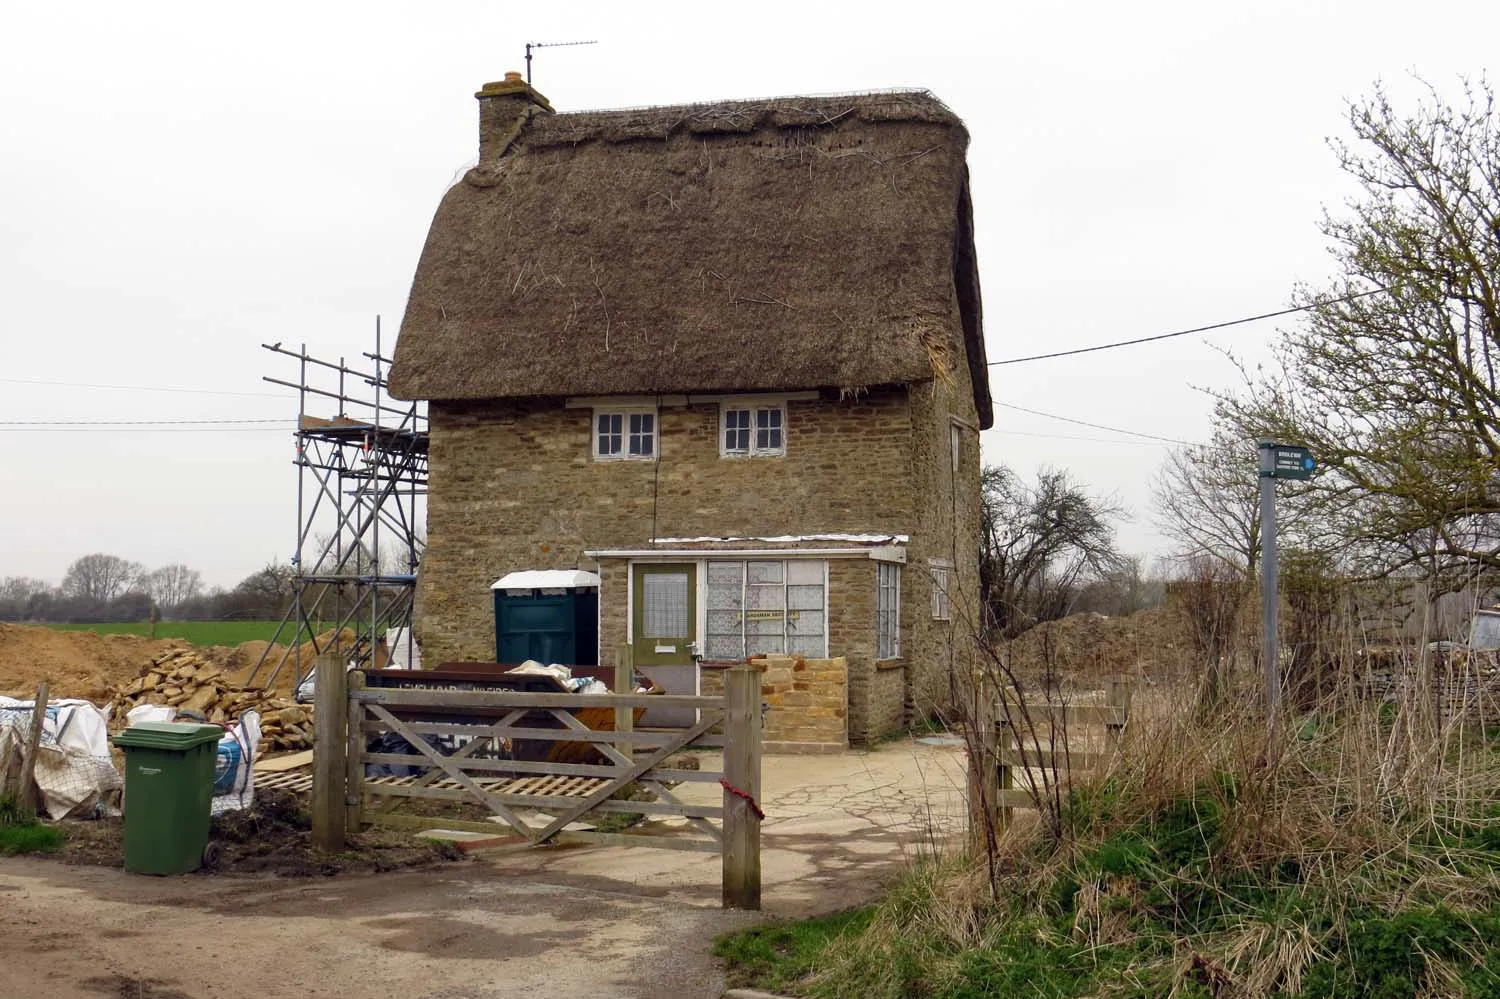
[1003,605,1202,681]
[0,624,351,702]
[59,790,463,877]
[0,623,185,700]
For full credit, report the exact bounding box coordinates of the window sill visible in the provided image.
[699,659,751,671]
[875,657,906,671]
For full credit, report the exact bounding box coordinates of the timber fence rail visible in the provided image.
[310,654,763,908]
[969,674,1133,836]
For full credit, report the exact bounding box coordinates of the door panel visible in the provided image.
[632,564,697,727]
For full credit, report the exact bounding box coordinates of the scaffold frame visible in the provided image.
[249,320,427,689]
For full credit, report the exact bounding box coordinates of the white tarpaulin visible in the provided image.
[0,697,121,820]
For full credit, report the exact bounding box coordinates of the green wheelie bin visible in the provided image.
[112,722,223,875]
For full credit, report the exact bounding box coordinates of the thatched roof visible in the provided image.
[389,89,991,426]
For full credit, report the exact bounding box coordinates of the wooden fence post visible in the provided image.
[614,645,634,762]
[312,653,347,851]
[722,665,762,910]
[345,670,366,832]
[1105,675,1132,752]
[967,671,999,849]
[16,683,49,821]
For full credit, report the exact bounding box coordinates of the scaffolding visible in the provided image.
[248,321,428,689]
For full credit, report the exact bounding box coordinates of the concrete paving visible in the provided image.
[481,737,972,917]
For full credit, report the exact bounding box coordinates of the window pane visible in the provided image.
[641,572,690,637]
[748,583,784,610]
[597,413,622,455]
[755,408,784,452]
[787,609,824,635]
[746,613,786,636]
[789,634,825,656]
[628,412,655,456]
[707,609,742,636]
[746,634,785,656]
[707,561,743,585]
[707,580,743,611]
[747,561,783,584]
[787,583,823,610]
[723,409,751,452]
[705,635,743,659]
[786,561,822,585]
[876,562,900,658]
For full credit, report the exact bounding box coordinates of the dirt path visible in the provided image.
[0,739,972,998]
[0,858,757,999]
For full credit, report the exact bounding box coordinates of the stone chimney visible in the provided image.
[475,72,553,162]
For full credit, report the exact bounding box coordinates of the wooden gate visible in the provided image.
[310,655,763,908]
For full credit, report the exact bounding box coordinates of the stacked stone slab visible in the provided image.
[702,656,848,752]
[109,649,315,751]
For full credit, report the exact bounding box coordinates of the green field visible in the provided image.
[46,621,290,646]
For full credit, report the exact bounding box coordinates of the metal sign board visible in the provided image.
[1268,444,1315,480]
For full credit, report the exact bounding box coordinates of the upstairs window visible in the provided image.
[722,403,786,457]
[594,409,656,460]
[929,560,953,621]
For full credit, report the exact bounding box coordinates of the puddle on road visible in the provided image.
[80,974,193,999]
[364,914,574,960]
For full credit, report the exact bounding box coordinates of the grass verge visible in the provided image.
[46,621,289,645]
[718,672,1500,998]
[0,796,66,855]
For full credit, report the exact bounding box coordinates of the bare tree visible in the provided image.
[0,577,54,621]
[143,564,203,610]
[60,554,143,603]
[1217,77,1500,588]
[980,465,1126,639]
[1152,430,1263,575]
[1173,556,1252,712]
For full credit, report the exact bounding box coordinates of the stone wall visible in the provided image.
[418,387,916,664]
[701,656,848,751]
[415,373,986,743]
[900,312,986,724]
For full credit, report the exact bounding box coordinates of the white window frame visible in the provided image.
[719,401,787,458]
[876,561,901,660]
[929,558,953,621]
[592,406,657,462]
[704,558,828,659]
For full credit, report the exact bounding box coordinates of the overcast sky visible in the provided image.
[3,0,1497,589]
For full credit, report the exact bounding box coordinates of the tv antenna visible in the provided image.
[524,39,598,85]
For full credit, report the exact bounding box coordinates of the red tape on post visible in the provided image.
[718,777,764,821]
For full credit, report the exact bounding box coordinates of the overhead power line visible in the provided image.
[0,426,289,434]
[994,401,1202,447]
[988,287,1387,366]
[0,375,284,398]
[992,428,1177,447]
[0,418,288,426]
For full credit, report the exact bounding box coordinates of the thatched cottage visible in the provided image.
[389,74,991,745]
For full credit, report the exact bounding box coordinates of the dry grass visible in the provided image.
[745,619,1500,999]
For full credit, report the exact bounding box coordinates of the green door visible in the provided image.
[632,563,699,727]
[632,563,697,667]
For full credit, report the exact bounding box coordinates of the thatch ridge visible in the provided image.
[521,90,964,147]
[390,88,991,426]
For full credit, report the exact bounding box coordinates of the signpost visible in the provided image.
[1258,441,1316,714]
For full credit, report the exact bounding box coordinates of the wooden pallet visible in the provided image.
[255,767,604,799]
